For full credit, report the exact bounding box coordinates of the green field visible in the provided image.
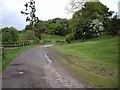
[54,35,118,88]
[41,34,65,41]
[1,45,38,71]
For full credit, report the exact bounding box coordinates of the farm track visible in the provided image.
[2,45,88,88]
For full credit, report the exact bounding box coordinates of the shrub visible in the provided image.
[65,33,75,43]
[2,27,19,42]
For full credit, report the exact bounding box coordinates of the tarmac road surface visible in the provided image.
[2,45,87,88]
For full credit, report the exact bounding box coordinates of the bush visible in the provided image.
[65,33,75,43]
[18,30,38,41]
[2,27,19,42]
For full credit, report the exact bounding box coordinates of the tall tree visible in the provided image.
[34,20,47,39]
[66,0,99,13]
[67,1,113,40]
[21,0,39,38]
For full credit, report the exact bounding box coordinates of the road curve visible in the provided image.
[2,45,86,88]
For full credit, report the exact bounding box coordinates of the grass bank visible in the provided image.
[2,45,38,71]
[54,35,118,88]
[41,34,65,41]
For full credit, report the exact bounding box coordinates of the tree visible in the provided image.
[2,27,19,42]
[24,30,37,40]
[21,0,39,38]
[59,19,69,36]
[34,20,47,39]
[21,0,38,26]
[48,23,62,35]
[66,0,99,13]
[109,15,120,35]
[67,1,113,40]
[47,18,69,36]
[25,24,33,30]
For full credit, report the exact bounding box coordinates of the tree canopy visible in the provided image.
[2,27,19,42]
[67,1,113,42]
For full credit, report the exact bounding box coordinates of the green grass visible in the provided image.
[1,45,38,71]
[54,35,118,88]
[41,34,65,41]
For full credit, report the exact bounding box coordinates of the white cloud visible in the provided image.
[35,0,72,20]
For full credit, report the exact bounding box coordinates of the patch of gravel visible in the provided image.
[42,47,86,88]
[44,59,84,88]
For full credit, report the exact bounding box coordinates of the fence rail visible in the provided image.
[0,46,2,57]
[1,40,66,58]
[1,41,39,58]
[2,41,32,48]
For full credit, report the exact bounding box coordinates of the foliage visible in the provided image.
[25,30,37,40]
[2,27,19,42]
[47,18,69,36]
[25,24,33,30]
[21,0,39,40]
[41,34,65,42]
[65,33,75,43]
[21,0,38,26]
[66,0,100,13]
[34,20,47,39]
[18,30,38,41]
[24,18,69,37]
[48,23,62,35]
[59,18,69,36]
[109,15,120,35]
[67,1,113,40]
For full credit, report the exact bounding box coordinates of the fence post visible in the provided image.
[2,45,5,58]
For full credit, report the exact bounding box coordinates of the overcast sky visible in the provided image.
[0,0,119,30]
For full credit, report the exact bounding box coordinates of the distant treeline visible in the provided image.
[1,27,39,43]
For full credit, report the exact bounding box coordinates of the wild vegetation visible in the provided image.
[2,27,19,42]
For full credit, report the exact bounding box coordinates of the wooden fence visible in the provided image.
[2,41,32,48]
[1,40,66,58]
[1,41,38,58]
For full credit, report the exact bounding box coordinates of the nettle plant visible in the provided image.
[21,0,38,26]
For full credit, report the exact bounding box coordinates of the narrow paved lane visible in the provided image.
[2,45,86,88]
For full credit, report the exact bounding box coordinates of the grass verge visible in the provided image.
[1,44,38,72]
[54,35,118,88]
